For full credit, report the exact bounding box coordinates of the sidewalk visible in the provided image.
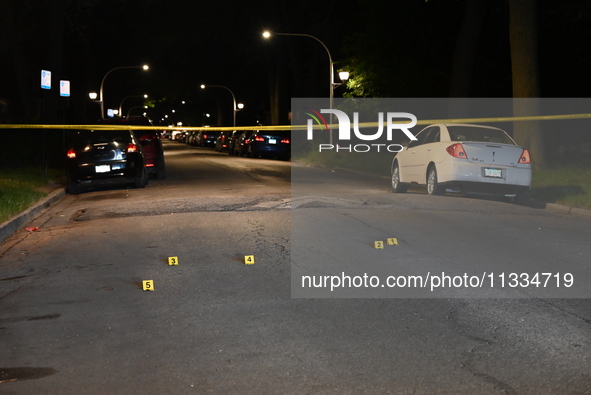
[0,187,66,244]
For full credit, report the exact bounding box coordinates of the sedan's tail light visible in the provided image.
[446,143,467,159]
[254,136,265,142]
[519,149,531,164]
[66,149,76,159]
[281,138,290,144]
[127,143,138,153]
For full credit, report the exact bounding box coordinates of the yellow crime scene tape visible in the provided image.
[1,112,591,132]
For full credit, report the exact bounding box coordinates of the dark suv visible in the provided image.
[66,129,147,194]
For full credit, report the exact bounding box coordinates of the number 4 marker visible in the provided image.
[244,255,255,265]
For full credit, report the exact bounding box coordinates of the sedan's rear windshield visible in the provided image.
[259,131,290,138]
[447,126,515,145]
[71,130,133,145]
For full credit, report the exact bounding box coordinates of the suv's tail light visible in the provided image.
[66,149,76,159]
[446,143,467,159]
[254,135,265,142]
[281,138,290,144]
[519,149,531,164]
[127,143,138,153]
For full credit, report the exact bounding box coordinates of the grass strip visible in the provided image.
[0,169,49,224]
[530,163,591,209]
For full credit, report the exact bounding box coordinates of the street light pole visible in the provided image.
[99,65,149,119]
[118,94,148,118]
[200,84,237,127]
[263,31,342,143]
[266,33,335,116]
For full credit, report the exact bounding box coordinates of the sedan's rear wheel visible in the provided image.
[427,166,443,195]
[391,162,407,193]
[67,181,82,195]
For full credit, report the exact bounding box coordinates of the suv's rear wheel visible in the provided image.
[156,162,167,179]
[135,170,147,188]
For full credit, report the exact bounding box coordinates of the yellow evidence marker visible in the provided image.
[142,280,155,291]
[168,256,179,266]
[387,238,399,245]
[244,255,255,265]
[374,241,384,249]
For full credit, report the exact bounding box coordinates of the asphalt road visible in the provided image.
[1,140,590,394]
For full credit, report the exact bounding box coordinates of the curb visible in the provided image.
[545,202,591,218]
[0,188,67,244]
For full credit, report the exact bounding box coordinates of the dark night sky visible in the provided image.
[1,0,590,125]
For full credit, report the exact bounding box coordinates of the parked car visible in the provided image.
[227,131,242,155]
[177,131,190,144]
[66,129,147,194]
[196,130,221,147]
[98,116,166,179]
[187,130,199,146]
[247,130,291,160]
[136,131,167,179]
[233,130,255,156]
[170,130,182,140]
[390,124,531,199]
[215,130,234,152]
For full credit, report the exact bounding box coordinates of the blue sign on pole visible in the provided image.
[60,80,70,97]
[41,70,51,90]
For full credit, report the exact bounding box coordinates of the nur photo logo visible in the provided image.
[302,107,418,153]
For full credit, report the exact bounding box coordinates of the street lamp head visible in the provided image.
[200,84,206,89]
[262,31,271,39]
[339,71,350,81]
[237,103,245,110]
[144,94,148,98]
[142,64,149,70]
[89,92,98,100]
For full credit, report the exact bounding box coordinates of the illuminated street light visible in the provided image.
[200,84,239,127]
[338,71,350,83]
[263,31,346,143]
[99,64,149,119]
[89,92,98,100]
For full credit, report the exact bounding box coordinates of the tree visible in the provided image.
[509,0,545,170]
[449,0,487,98]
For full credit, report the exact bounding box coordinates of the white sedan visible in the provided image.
[391,124,532,198]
